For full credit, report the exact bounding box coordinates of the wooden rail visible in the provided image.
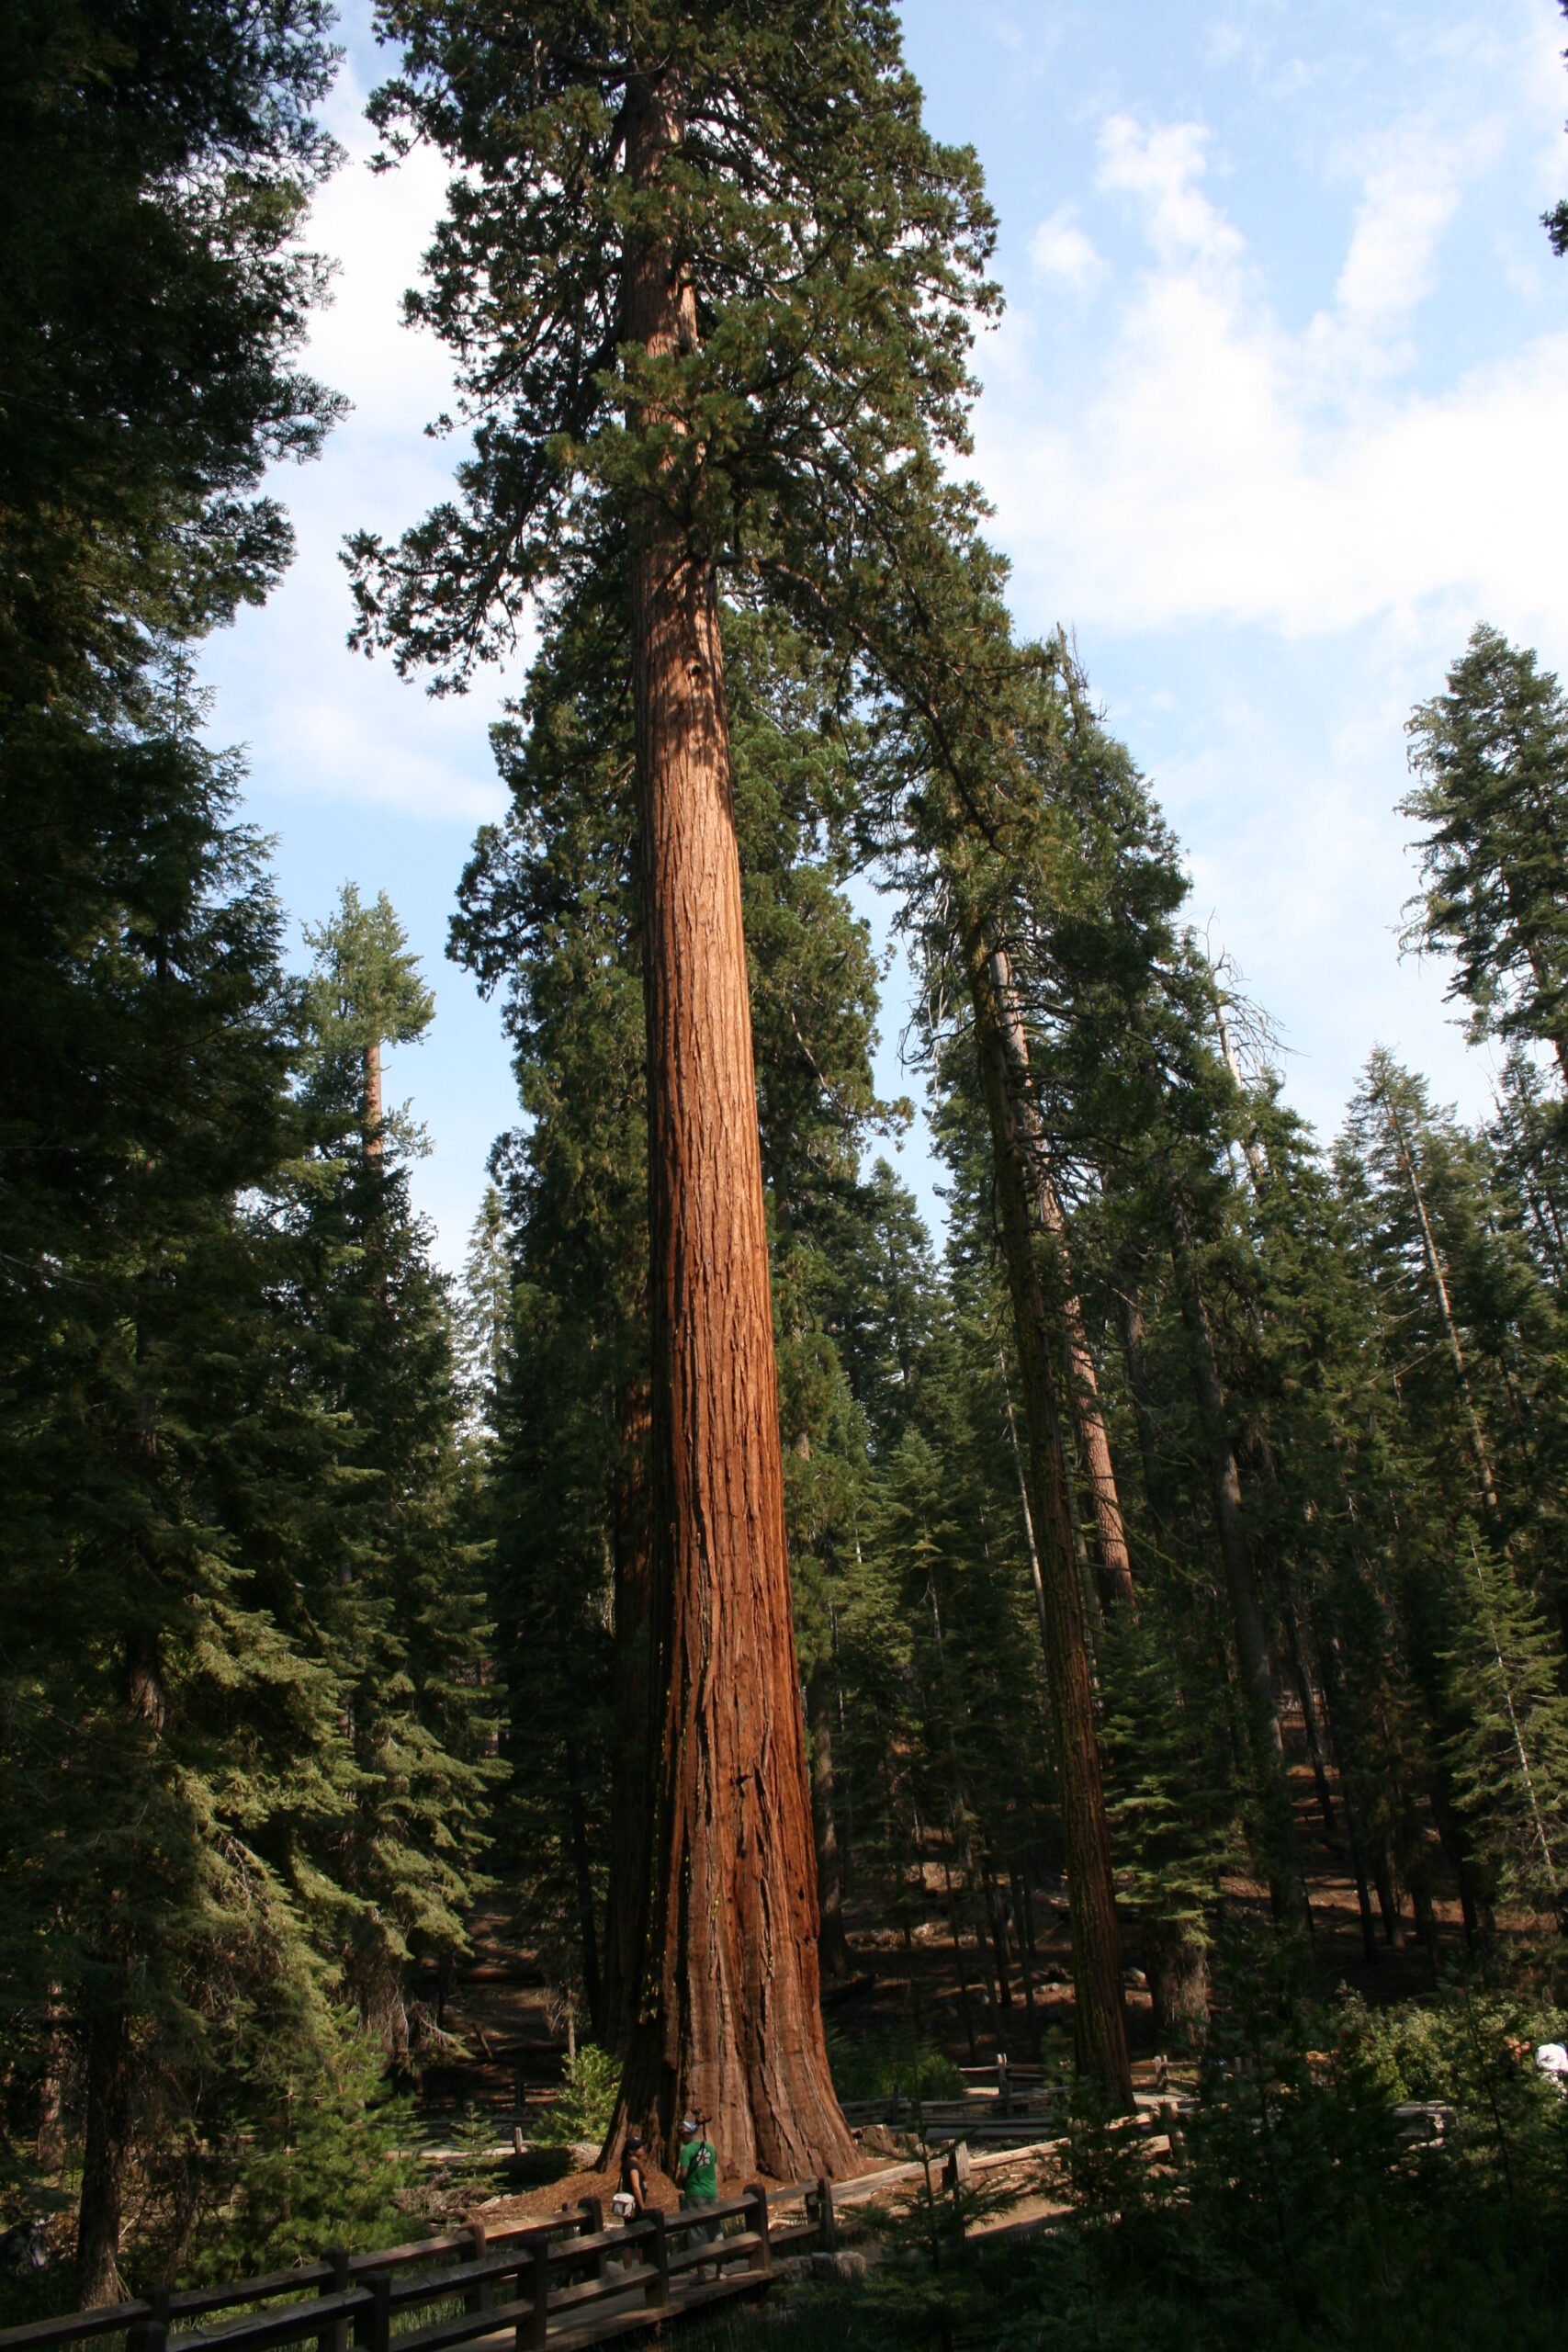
[0,2182,843,2352]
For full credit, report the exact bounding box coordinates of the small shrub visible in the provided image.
[531,2044,618,2151]
[825,2027,964,2108]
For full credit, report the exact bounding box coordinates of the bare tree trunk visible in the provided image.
[76,1999,130,2306]
[962,918,1133,2109]
[1000,1351,1051,1666]
[1371,1845,1405,1949]
[604,1383,652,2057]
[563,1732,604,2044]
[36,1988,65,2178]
[610,69,852,2182]
[942,1849,979,2062]
[1012,1864,1041,2057]
[1116,1287,1169,1532]
[808,1667,852,1982]
[1168,1201,1303,1922]
[1376,1079,1500,1514]
[983,1861,1013,2014]
[987,941,1134,1610]
[364,1035,383,1161]
[1280,1600,1337,1843]
[1313,1639,1379,1964]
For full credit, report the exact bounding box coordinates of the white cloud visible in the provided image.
[1029,203,1103,288]
[980,100,1568,649]
[1096,116,1245,271]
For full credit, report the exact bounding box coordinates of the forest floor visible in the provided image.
[400,1698,1470,2243]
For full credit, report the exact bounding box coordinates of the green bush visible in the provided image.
[531,2044,619,2150]
[194,2023,416,2280]
[825,2027,964,2107]
[704,1951,1568,2352]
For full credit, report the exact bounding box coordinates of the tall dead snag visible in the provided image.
[963,918,1134,2110]
[609,73,854,2182]
[987,938,1135,1611]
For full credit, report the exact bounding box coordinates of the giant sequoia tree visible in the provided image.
[353,0,995,2177]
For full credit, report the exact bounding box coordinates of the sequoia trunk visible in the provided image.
[963,918,1133,2109]
[609,70,852,2182]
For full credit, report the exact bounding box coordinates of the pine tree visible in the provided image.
[0,9,346,2291]
[292,888,496,2058]
[1445,1526,1568,1929]
[1403,626,1568,1081]
[0,709,357,2302]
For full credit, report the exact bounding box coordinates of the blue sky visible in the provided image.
[198,0,1568,1271]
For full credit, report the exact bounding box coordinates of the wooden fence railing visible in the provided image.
[0,2181,840,2352]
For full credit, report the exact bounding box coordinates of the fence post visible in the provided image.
[744,2183,772,2277]
[126,2322,166,2352]
[525,2232,549,2352]
[579,2196,607,2279]
[363,2272,390,2352]
[321,2249,350,2352]
[815,2176,837,2253]
[462,2219,489,2313]
[644,2209,670,2311]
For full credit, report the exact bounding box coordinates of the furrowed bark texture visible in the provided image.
[610,72,853,2183]
[987,944,1135,1611]
[964,921,1133,2110]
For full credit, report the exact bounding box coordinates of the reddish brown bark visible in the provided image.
[607,70,853,2183]
[963,917,1133,2110]
[986,943,1134,1611]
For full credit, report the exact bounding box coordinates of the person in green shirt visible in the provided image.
[676,2114,720,2251]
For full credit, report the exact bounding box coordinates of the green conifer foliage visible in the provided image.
[1444,1527,1568,1928]
[292,890,496,2055]
[347,2,996,681]
[0,0,344,710]
[1,8,352,2290]
[0,717,358,2301]
[1404,626,1568,1079]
